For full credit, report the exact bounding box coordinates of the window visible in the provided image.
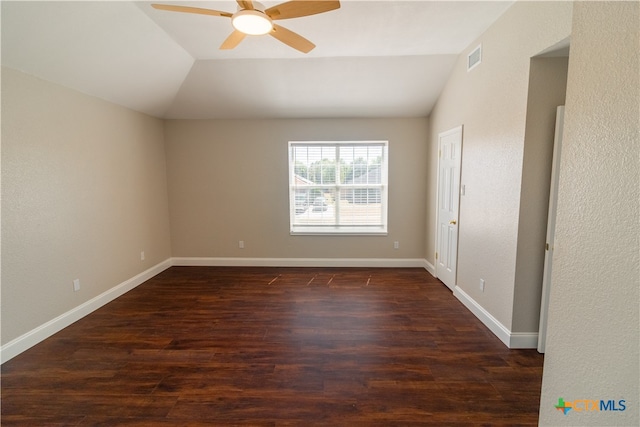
[288,141,388,235]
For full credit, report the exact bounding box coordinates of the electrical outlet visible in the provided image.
[73,279,81,292]
[239,240,245,249]
[480,279,485,292]
[141,251,145,261]
[394,241,399,249]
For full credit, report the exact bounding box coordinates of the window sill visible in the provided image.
[291,226,387,236]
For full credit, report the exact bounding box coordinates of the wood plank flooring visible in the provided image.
[1,267,544,425]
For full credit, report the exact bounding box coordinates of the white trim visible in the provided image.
[509,332,540,349]
[453,285,538,349]
[0,259,172,364]
[538,106,565,353]
[171,257,427,268]
[454,285,511,346]
[423,259,436,277]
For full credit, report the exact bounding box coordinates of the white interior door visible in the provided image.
[538,106,565,353]
[436,125,463,291]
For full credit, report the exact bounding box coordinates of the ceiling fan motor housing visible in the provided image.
[232,9,273,35]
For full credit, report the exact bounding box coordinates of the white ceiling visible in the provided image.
[1,1,514,119]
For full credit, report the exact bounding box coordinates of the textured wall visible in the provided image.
[1,68,173,344]
[539,2,639,426]
[164,118,428,260]
[427,1,572,330]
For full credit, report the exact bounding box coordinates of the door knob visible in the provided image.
[449,220,457,225]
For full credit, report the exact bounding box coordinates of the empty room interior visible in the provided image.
[1,1,638,425]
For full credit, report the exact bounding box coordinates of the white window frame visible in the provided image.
[288,141,388,235]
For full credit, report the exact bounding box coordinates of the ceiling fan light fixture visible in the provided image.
[232,9,273,35]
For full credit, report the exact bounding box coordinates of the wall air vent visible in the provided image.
[467,44,482,71]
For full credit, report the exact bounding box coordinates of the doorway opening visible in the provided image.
[512,38,570,351]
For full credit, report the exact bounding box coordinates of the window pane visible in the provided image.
[337,193,383,225]
[293,146,336,185]
[289,141,387,235]
[293,189,336,225]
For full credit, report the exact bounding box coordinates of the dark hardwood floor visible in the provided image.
[1,267,544,426]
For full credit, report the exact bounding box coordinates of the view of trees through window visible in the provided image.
[289,142,388,235]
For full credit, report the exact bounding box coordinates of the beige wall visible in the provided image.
[427,1,572,330]
[1,68,172,345]
[164,118,428,260]
[539,2,639,425]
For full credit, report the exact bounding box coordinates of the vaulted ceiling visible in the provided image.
[1,1,514,119]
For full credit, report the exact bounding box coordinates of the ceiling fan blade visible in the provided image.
[220,30,247,50]
[270,24,315,53]
[151,4,232,18]
[266,1,340,20]
[236,0,254,10]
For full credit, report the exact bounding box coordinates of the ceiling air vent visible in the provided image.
[467,44,482,71]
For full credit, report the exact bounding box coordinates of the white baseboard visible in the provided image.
[0,259,172,364]
[423,260,436,276]
[172,257,429,268]
[509,332,539,349]
[453,285,538,349]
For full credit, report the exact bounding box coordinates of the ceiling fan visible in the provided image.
[151,1,340,53]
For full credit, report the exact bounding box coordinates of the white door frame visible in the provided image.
[538,106,564,353]
[435,125,463,290]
